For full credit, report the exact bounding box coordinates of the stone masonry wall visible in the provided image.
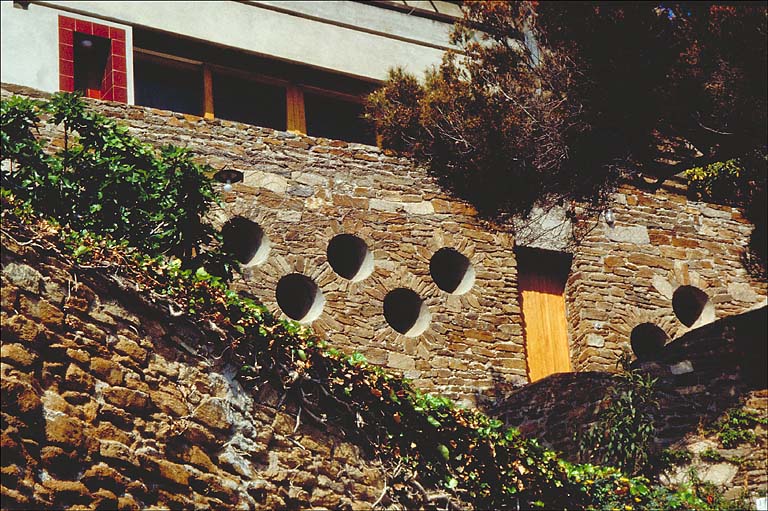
[493,306,768,500]
[567,179,768,373]
[1,229,387,510]
[2,83,767,403]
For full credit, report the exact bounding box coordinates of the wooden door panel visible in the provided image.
[517,249,572,382]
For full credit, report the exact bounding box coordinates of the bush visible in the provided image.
[1,92,230,274]
[577,364,659,476]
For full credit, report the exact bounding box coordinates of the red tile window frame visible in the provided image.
[58,15,127,103]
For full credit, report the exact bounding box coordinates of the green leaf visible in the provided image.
[72,245,91,258]
[427,415,442,428]
[437,443,450,461]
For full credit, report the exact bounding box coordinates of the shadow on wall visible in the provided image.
[487,306,767,459]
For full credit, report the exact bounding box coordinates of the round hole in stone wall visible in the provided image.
[429,247,475,295]
[383,288,431,337]
[276,273,325,323]
[630,323,669,361]
[672,285,715,327]
[326,234,374,282]
[221,217,271,267]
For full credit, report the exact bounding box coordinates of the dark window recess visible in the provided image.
[276,273,323,322]
[221,217,266,265]
[383,288,424,335]
[134,54,202,116]
[630,323,668,361]
[74,33,110,99]
[213,72,286,130]
[134,27,377,98]
[305,93,375,145]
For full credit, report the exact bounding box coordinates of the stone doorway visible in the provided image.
[516,247,573,382]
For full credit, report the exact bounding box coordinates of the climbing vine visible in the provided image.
[1,94,722,510]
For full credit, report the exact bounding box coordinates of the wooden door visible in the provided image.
[516,248,572,382]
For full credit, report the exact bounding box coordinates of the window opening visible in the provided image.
[383,288,431,337]
[134,52,203,116]
[73,33,110,99]
[672,285,714,327]
[221,217,270,267]
[429,247,475,295]
[276,273,325,323]
[326,234,374,281]
[630,323,668,361]
[213,70,287,130]
[133,28,378,140]
[305,92,375,144]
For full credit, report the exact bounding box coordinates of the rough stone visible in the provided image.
[1,343,38,368]
[193,398,232,432]
[586,334,605,348]
[90,358,125,386]
[2,262,43,293]
[64,363,95,392]
[387,352,415,371]
[699,463,739,486]
[18,295,64,327]
[102,387,150,412]
[670,360,694,375]
[605,225,650,244]
[45,415,85,450]
[114,338,148,365]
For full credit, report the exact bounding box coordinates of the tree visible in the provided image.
[365,1,766,268]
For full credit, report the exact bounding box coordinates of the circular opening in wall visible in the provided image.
[326,234,374,282]
[383,288,431,337]
[221,217,270,267]
[429,247,475,295]
[672,285,714,327]
[276,273,325,323]
[630,323,669,361]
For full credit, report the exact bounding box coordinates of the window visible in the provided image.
[58,15,127,103]
[305,92,375,145]
[132,28,378,143]
[134,53,203,116]
[73,33,110,99]
[213,70,286,130]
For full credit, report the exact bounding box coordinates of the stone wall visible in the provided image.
[567,180,768,373]
[493,306,768,500]
[1,228,387,510]
[2,83,767,403]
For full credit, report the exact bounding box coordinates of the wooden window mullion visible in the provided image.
[286,85,306,134]
[203,64,214,119]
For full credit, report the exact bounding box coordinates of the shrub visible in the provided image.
[1,92,230,274]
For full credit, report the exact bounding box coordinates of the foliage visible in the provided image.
[686,159,745,202]
[577,363,659,476]
[699,448,726,463]
[659,448,693,471]
[680,467,757,511]
[1,92,232,274]
[365,1,767,255]
[710,407,767,448]
[1,97,722,510]
[684,154,767,277]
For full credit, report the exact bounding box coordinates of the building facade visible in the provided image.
[2,1,766,403]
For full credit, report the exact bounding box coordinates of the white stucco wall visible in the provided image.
[1,2,61,94]
[34,0,453,82]
[1,2,134,102]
